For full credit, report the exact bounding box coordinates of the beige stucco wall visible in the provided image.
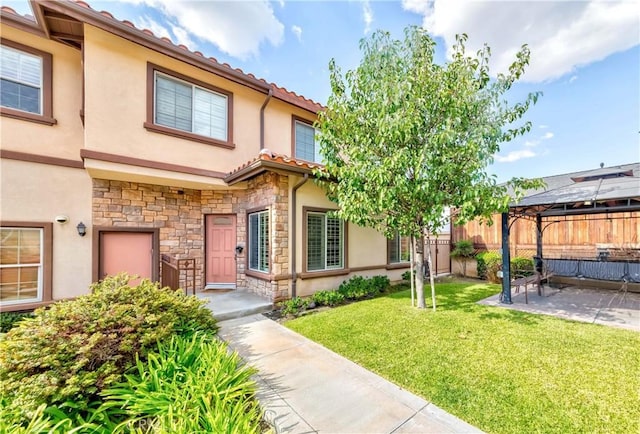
[0,159,93,301]
[0,25,84,161]
[290,177,406,297]
[83,25,278,173]
[263,98,317,157]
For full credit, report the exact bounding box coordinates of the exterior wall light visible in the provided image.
[76,222,87,237]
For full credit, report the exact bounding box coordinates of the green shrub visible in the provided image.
[98,333,262,433]
[0,274,218,421]
[511,256,534,276]
[401,270,411,281]
[338,276,372,299]
[476,253,534,282]
[476,251,502,283]
[451,240,475,277]
[1,333,262,433]
[370,275,391,291]
[312,290,346,307]
[280,297,309,316]
[0,311,34,333]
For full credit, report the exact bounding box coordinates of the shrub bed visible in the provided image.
[0,311,34,333]
[0,274,218,425]
[278,275,391,317]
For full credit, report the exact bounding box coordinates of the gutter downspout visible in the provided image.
[291,174,309,298]
[259,88,273,150]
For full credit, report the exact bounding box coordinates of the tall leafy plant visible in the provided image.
[451,240,475,277]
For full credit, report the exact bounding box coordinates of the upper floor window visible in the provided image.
[248,210,269,273]
[294,118,321,163]
[0,223,52,308]
[0,39,54,125]
[306,210,344,271]
[145,63,233,148]
[388,233,410,264]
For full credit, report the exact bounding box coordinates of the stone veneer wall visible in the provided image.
[92,174,291,301]
[243,172,291,301]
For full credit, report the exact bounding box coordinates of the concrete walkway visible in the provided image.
[218,314,482,434]
[479,285,640,332]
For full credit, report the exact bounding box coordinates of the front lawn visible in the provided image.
[286,281,640,434]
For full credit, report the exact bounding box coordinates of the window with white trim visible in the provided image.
[0,44,43,115]
[294,120,321,163]
[248,211,269,273]
[0,227,43,304]
[388,233,410,263]
[154,72,228,141]
[306,212,344,271]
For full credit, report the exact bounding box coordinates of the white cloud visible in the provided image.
[495,149,536,163]
[541,132,554,140]
[128,0,284,60]
[402,0,639,83]
[539,124,549,129]
[291,25,303,42]
[133,15,172,40]
[170,24,195,48]
[278,0,285,7]
[363,0,374,34]
[569,75,578,84]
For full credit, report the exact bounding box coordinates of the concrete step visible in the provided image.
[197,288,274,322]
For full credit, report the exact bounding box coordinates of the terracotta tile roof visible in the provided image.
[1,1,324,114]
[225,149,324,184]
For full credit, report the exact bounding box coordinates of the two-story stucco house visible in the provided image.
[0,0,419,312]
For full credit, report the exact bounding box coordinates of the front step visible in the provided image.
[197,288,273,321]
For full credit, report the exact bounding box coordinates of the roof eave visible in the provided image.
[0,7,46,37]
[225,159,317,185]
[31,0,271,94]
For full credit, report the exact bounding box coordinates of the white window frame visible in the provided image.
[154,71,228,141]
[306,211,344,272]
[294,119,321,163]
[248,210,269,273]
[0,44,43,115]
[0,227,44,305]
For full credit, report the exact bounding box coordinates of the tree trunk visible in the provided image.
[414,232,426,309]
[426,234,437,312]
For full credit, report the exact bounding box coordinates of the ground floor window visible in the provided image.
[388,233,410,263]
[248,210,269,273]
[0,223,51,305]
[306,211,344,271]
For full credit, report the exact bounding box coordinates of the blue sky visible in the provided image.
[3,0,639,182]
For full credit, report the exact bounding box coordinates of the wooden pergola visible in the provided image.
[500,168,640,303]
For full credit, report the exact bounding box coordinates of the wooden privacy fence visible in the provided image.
[453,211,640,259]
[161,254,196,295]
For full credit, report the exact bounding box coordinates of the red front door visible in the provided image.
[205,215,236,288]
[100,232,154,285]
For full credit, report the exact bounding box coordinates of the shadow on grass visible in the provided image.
[386,283,544,326]
[477,309,544,326]
[387,283,498,310]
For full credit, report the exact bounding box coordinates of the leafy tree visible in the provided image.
[451,239,475,277]
[316,26,542,309]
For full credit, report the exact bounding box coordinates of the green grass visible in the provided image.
[286,282,640,434]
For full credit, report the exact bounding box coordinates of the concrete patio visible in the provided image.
[479,285,640,332]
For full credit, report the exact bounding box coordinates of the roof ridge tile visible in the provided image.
[2,0,325,113]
